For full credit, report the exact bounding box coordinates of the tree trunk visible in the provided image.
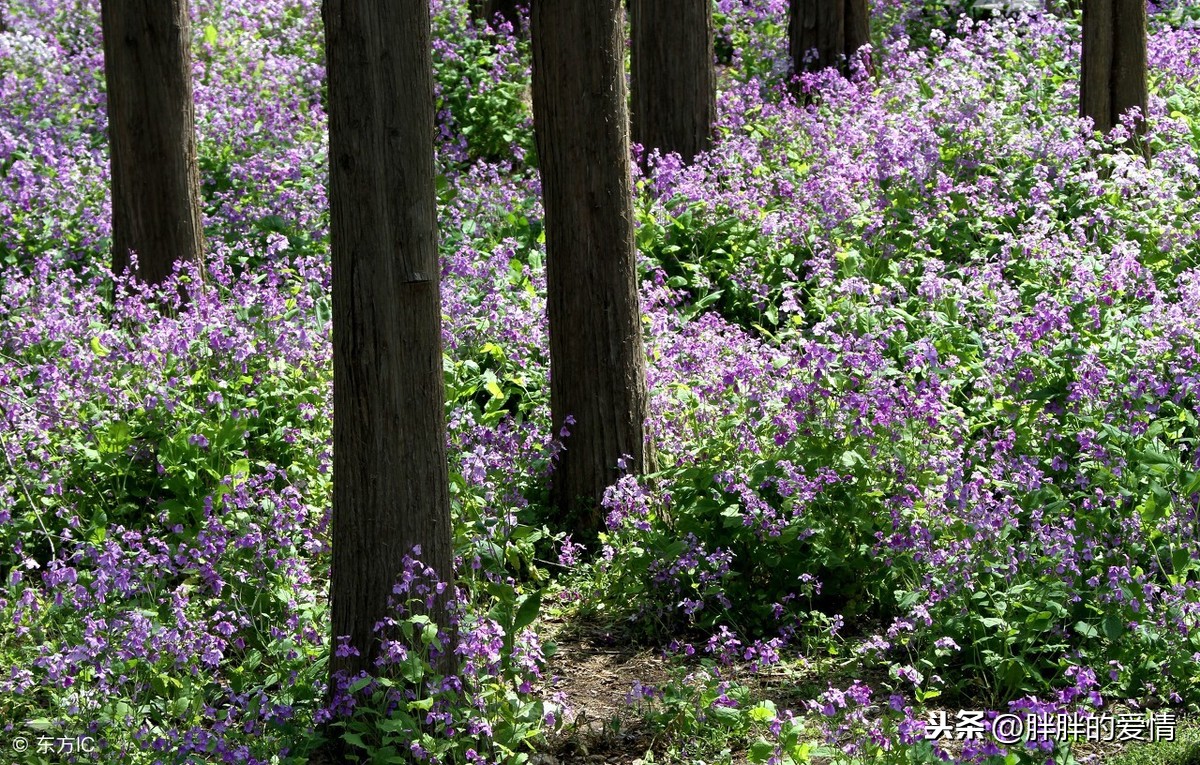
[630,0,715,164]
[844,0,871,72]
[789,0,872,77]
[1080,0,1148,144]
[324,0,456,716]
[531,0,653,538]
[101,0,204,288]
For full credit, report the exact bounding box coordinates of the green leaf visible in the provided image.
[840,449,865,469]
[483,375,504,401]
[1074,621,1099,639]
[748,738,777,763]
[1182,471,1200,497]
[24,718,54,732]
[1139,446,1176,465]
[400,657,425,683]
[1102,614,1125,641]
[749,700,777,722]
[1025,610,1054,632]
[513,591,542,634]
[708,704,742,725]
[693,290,724,311]
[204,24,219,46]
[341,731,367,750]
[1172,546,1193,574]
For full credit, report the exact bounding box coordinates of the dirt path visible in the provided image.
[539,620,673,764]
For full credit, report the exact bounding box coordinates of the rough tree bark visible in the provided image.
[324,0,455,712]
[101,0,204,287]
[1080,0,1148,144]
[630,0,715,164]
[789,0,872,77]
[531,0,653,537]
[844,0,871,70]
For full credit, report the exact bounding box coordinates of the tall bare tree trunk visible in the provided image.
[101,0,204,288]
[789,0,872,77]
[630,0,715,164]
[1080,0,1148,147]
[531,0,653,537]
[323,0,456,732]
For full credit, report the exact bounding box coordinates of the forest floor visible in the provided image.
[539,618,1200,765]
[541,620,669,764]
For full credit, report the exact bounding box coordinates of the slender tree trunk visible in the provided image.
[789,0,872,77]
[324,0,455,720]
[531,0,653,537]
[630,0,715,164]
[101,0,204,287]
[1080,0,1148,145]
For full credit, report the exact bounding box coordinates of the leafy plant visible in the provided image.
[323,553,558,765]
[432,5,534,164]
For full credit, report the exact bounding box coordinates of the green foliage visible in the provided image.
[445,340,546,428]
[624,12,1200,715]
[196,136,330,276]
[329,590,558,765]
[712,7,790,87]
[637,196,807,336]
[0,311,328,568]
[627,662,815,765]
[1154,2,1200,29]
[431,10,534,164]
[1109,717,1200,765]
[0,301,331,762]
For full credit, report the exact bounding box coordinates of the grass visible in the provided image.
[1109,718,1200,765]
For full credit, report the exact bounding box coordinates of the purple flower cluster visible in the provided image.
[321,551,556,763]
